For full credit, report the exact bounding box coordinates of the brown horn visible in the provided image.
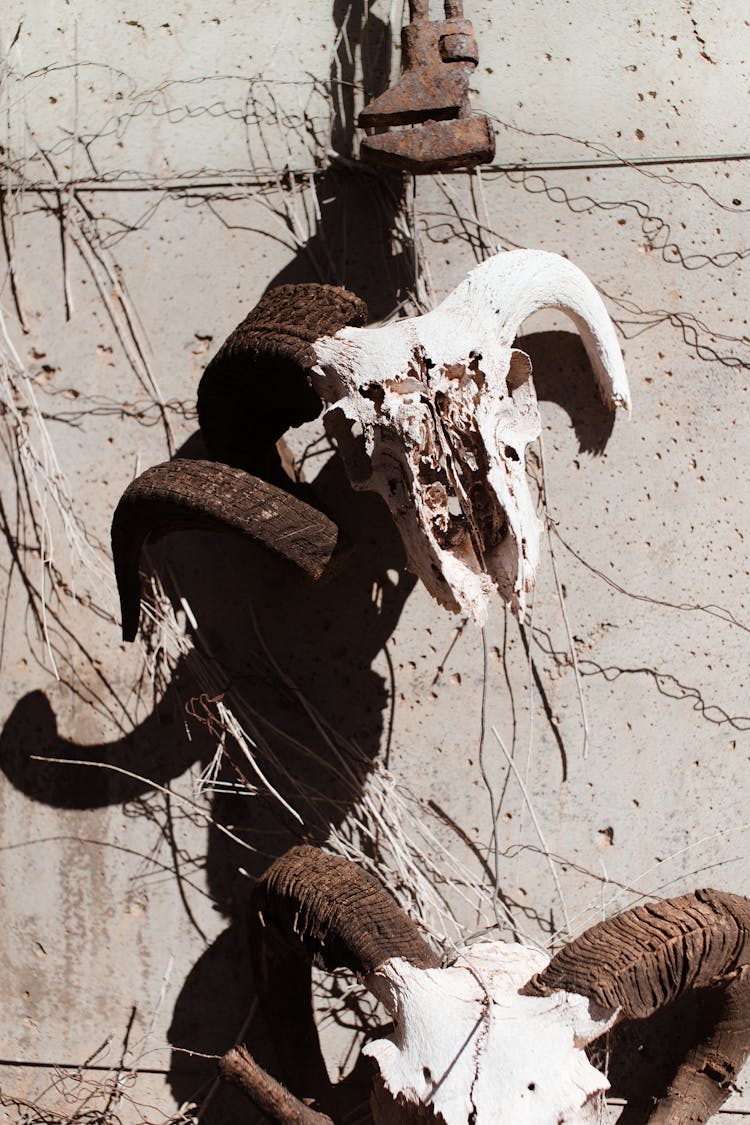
[249,845,439,1116]
[254,844,440,975]
[197,283,368,481]
[524,888,750,1123]
[111,460,339,641]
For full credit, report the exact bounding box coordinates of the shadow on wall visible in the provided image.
[521,330,616,455]
[0,440,415,1118]
[0,5,628,1119]
[0,5,413,1118]
[592,988,731,1125]
[267,0,415,321]
[0,326,621,1121]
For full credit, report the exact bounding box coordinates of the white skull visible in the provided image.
[311,250,630,624]
[364,942,618,1125]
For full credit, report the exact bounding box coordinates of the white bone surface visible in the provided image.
[3,5,750,1120]
[312,250,630,624]
[364,942,617,1125]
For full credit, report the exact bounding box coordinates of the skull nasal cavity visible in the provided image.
[504,445,520,462]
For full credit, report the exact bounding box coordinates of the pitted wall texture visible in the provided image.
[1,1,748,1121]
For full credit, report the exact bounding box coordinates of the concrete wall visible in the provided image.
[1,1,749,1121]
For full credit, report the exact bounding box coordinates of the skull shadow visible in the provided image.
[0,5,632,1114]
[0,328,628,1125]
[265,0,413,322]
[520,329,618,455]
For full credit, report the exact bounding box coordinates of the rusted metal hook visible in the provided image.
[358,0,495,173]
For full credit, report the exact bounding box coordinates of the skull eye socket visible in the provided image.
[504,444,520,462]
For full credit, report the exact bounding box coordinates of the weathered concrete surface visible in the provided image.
[1,1,749,1122]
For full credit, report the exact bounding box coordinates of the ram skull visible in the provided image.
[112,250,630,638]
[310,250,630,622]
[219,846,750,1125]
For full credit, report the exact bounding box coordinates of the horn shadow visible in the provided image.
[0,428,417,1125]
[518,330,618,455]
[0,683,206,809]
[0,8,438,1121]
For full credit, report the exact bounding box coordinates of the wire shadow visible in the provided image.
[0,13,630,1120]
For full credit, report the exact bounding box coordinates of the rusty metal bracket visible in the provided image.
[358,0,495,173]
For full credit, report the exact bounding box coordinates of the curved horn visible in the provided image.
[111,460,339,641]
[198,283,368,479]
[449,248,630,411]
[313,250,629,415]
[524,887,750,1123]
[254,844,439,975]
[248,846,439,1116]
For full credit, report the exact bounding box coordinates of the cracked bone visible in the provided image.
[311,249,630,623]
[364,942,617,1125]
[235,849,750,1125]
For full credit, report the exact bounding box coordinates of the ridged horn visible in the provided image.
[197,283,368,479]
[254,844,440,976]
[524,887,750,1123]
[247,846,439,1116]
[111,460,339,641]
